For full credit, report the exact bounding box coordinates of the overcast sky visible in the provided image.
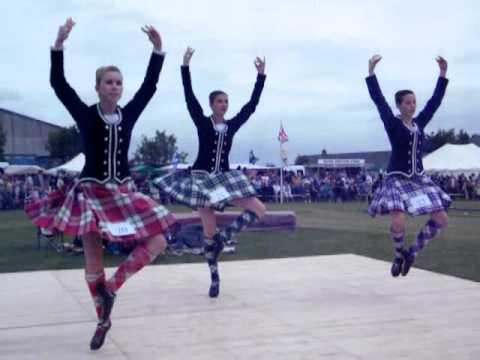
[1,0,479,164]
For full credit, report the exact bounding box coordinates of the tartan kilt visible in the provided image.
[24,181,176,243]
[154,169,257,211]
[368,175,451,217]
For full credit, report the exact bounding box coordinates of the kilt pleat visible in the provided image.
[368,175,451,217]
[24,181,176,242]
[154,169,256,211]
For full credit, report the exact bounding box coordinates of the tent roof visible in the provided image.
[230,163,278,170]
[46,153,85,175]
[424,143,480,172]
[4,165,44,175]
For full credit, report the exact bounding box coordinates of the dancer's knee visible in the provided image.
[432,211,448,228]
[255,201,267,219]
[147,234,167,256]
[391,212,406,233]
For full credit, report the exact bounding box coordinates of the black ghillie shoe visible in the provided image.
[401,248,415,276]
[209,278,220,298]
[391,257,404,277]
[90,320,111,351]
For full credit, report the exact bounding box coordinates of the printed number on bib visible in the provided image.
[106,221,136,236]
[410,194,432,210]
[209,187,230,203]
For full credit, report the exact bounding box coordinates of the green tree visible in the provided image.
[46,125,82,162]
[294,155,307,165]
[457,129,471,144]
[0,122,6,161]
[178,151,189,163]
[134,130,187,166]
[424,128,473,153]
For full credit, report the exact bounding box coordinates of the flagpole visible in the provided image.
[280,147,284,204]
[278,121,288,204]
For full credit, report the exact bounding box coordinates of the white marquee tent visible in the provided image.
[4,165,44,175]
[46,153,85,175]
[423,143,480,175]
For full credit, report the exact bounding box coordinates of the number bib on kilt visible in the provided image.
[409,194,432,211]
[209,187,230,204]
[106,221,136,236]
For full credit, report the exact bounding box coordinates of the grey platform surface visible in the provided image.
[1,254,479,359]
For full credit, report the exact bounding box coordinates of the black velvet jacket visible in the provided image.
[50,50,164,183]
[366,74,448,177]
[181,65,266,173]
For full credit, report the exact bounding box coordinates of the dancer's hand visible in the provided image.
[436,56,448,77]
[54,17,75,49]
[183,47,194,66]
[368,55,382,75]
[254,56,266,75]
[142,25,162,52]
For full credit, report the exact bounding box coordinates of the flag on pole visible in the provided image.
[278,123,289,166]
[278,123,289,144]
[249,149,259,164]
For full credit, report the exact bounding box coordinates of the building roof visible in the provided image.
[296,150,391,170]
[0,108,64,130]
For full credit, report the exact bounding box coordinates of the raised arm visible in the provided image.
[181,47,205,127]
[365,55,396,130]
[229,56,266,132]
[123,25,165,121]
[416,56,449,130]
[50,18,89,122]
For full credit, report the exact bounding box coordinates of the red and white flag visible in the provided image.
[278,124,289,143]
[278,123,289,165]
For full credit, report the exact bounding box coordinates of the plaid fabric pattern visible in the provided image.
[154,169,256,211]
[369,175,451,217]
[25,181,176,242]
[107,243,155,292]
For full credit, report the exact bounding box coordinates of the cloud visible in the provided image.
[0,0,478,165]
[0,89,22,102]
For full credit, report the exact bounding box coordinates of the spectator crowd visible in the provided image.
[2,168,480,211]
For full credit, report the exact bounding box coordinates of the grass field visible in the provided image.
[1,201,478,281]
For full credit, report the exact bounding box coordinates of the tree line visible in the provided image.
[41,125,187,167]
[0,122,476,166]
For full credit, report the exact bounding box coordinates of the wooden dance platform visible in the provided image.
[1,255,479,359]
